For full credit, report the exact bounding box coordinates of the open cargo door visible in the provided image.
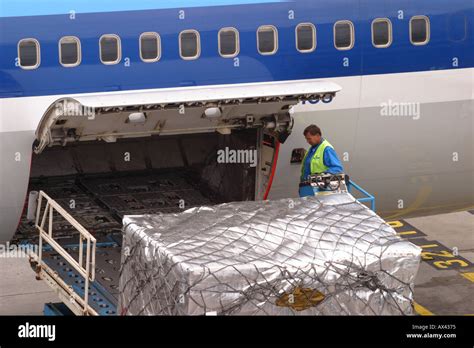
[34,80,341,153]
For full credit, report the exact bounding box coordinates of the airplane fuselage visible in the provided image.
[0,0,473,242]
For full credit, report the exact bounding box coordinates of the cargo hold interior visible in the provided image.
[14,129,260,244]
[14,130,262,303]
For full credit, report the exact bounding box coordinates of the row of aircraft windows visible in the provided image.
[17,16,430,70]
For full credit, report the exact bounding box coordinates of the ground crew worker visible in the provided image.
[299,124,344,197]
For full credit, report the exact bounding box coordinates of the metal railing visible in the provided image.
[33,190,97,315]
[347,180,376,212]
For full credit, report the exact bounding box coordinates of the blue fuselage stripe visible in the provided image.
[0,0,472,98]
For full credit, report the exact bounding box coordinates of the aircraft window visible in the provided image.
[410,16,430,45]
[334,20,354,50]
[140,32,161,62]
[180,30,201,60]
[219,28,239,58]
[257,25,278,55]
[18,38,40,69]
[296,23,316,53]
[372,18,392,48]
[59,36,81,67]
[100,34,121,64]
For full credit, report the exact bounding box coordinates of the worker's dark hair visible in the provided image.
[303,124,322,136]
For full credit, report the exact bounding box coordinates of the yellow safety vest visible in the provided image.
[300,139,334,180]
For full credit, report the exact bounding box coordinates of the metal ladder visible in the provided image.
[28,190,103,315]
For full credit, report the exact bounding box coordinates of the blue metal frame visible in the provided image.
[41,255,118,315]
[347,180,376,212]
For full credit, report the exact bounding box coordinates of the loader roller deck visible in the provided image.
[41,247,119,316]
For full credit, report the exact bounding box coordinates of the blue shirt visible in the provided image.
[302,138,344,180]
